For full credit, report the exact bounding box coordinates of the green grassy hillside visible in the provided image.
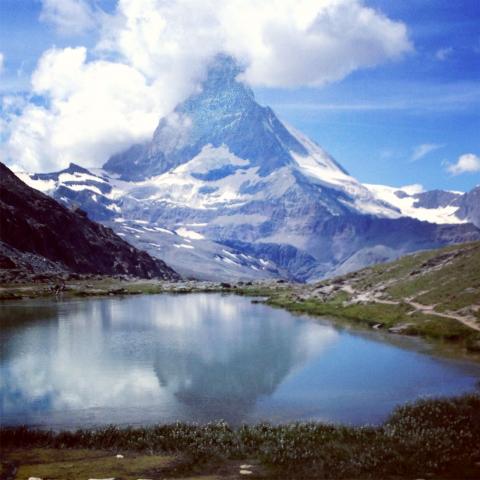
[254,241,480,353]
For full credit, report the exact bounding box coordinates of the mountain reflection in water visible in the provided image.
[0,294,337,427]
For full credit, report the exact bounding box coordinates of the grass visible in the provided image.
[1,394,480,479]
[5,448,175,480]
[351,242,480,313]
[271,295,480,355]
[268,297,410,327]
[0,278,219,301]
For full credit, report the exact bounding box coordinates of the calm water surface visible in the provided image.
[1,293,479,428]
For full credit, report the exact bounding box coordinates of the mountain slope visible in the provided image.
[21,156,480,281]
[0,163,179,280]
[16,56,480,281]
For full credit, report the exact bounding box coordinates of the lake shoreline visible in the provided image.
[1,276,479,363]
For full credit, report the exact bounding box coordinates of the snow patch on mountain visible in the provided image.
[364,184,465,224]
[15,173,55,193]
[108,218,283,281]
[176,227,205,240]
[286,125,398,218]
[105,144,298,210]
[174,243,195,249]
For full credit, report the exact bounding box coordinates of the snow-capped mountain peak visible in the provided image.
[103,54,395,218]
[104,55,308,180]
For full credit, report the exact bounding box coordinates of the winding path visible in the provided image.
[340,285,480,332]
[406,300,480,332]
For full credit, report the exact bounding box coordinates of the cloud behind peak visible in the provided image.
[3,0,412,172]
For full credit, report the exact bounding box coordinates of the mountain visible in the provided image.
[15,56,480,281]
[365,184,480,227]
[0,163,179,281]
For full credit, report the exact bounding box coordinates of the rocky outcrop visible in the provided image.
[455,186,480,228]
[0,163,180,280]
[0,241,69,283]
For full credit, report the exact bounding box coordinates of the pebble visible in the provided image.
[116,454,124,458]
[240,470,253,475]
[240,464,252,468]
[28,477,42,480]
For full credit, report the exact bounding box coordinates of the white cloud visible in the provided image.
[231,0,412,87]
[100,0,412,87]
[3,47,172,172]
[0,52,4,74]
[435,47,453,61]
[411,143,444,162]
[2,0,412,172]
[447,153,480,175]
[39,0,97,36]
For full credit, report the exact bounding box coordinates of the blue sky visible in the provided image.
[258,0,480,191]
[0,0,479,191]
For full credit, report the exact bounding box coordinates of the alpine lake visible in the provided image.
[1,292,479,429]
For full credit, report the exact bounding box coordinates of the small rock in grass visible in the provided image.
[115,454,124,458]
[28,477,42,480]
[240,464,253,468]
[240,470,253,475]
